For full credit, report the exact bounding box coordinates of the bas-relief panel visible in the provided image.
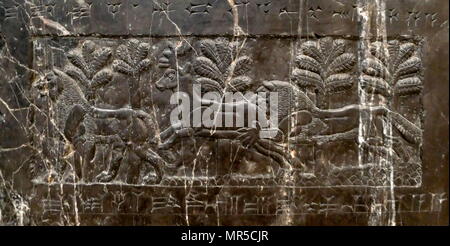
[31,37,423,187]
[0,0,448,226]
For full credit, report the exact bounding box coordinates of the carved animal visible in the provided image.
[155,38,423,179]
[92,107,165,184]
[37,69,165,184]
[154,40,275,176]
[34,69,98,182]
[258,80,422,163]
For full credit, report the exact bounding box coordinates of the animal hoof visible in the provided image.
[95,172,114,183]
[142,173,159,185]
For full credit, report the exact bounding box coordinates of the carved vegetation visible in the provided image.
[31,37,424,188]
[65,40,113,102]
[361,40,423,98]
[291,37,356,108]
[193,38,254,94]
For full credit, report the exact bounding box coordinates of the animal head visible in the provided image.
[155,68,178,91]
[34,69,67,102]
[155,41,192,91]
[155,63,193,91]
[34,68,88,104]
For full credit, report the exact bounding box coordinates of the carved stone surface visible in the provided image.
[0,0,448,226]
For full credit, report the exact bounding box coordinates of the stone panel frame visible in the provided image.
[0,0,448,226]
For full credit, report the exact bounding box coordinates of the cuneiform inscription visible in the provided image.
[0,2,19,20]
[256,1,271,14]
[31,185,448,218]
[105,0,122,18]
[69,4,92,20]
[21,0,448,36]
[185,1,215,16]
[29,0,57,18]
[153,0,175,15]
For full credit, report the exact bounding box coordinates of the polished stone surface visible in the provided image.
[0,0,448,226]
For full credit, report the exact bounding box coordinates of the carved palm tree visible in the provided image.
[112,39,152,108]
[291,37,356,108]
[361,40,423,98]
[193,38,253,95]
[359,41,423,186]
[64,40,113,103]
[361,41,423,146]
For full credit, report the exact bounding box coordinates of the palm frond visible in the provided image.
[215,38,232,72]
[137,42,150,61]
[81,41,95,65]
[329,39,346,62]
[328,53,356,74]
[291,68,323,88]
[127,39,140,65]
[395,43,416,69]
[64,65,90,89]
[325,73,353,92]
[199,39,220,64]
[361,74,391,97]
[228,76,253,92]
[116,44,132,65]
[319,37,333,58]
[195,77,224,94]
[369,41,389,64]
[362,57,389,79]
[193,57,223,84]
[91,70,112,88]
[300,41,323,63]
[67,51,89,77]
[395,77,423,96]
[112,59,134,75]
[138,59,152,72]
[295,55,321,74]
[232,56,252,77]
[91,47,112,73]
[396,56,421,79]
